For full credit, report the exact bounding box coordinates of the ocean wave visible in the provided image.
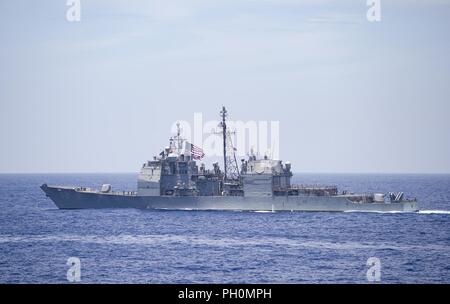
[1,234,450,253]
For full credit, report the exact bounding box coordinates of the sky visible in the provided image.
[1,0,450,174]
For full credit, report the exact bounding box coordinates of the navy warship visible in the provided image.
[41,107,419,212]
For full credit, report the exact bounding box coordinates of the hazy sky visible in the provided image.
[1,0,450,173]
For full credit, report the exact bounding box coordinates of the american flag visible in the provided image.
[191,143,205,160]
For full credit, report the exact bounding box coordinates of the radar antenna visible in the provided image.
[174,122,184,155]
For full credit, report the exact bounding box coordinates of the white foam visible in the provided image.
[418,210,450,215]
[253,210,275,213]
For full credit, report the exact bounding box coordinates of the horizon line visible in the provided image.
[1,171,450,175]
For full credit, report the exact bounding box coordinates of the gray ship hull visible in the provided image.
[41,185,419,212]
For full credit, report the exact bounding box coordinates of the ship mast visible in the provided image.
[220,106,228,179]
[176,122,182,154]
[219,106,240,181]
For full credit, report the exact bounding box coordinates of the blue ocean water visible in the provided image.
[0,173,450,283]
